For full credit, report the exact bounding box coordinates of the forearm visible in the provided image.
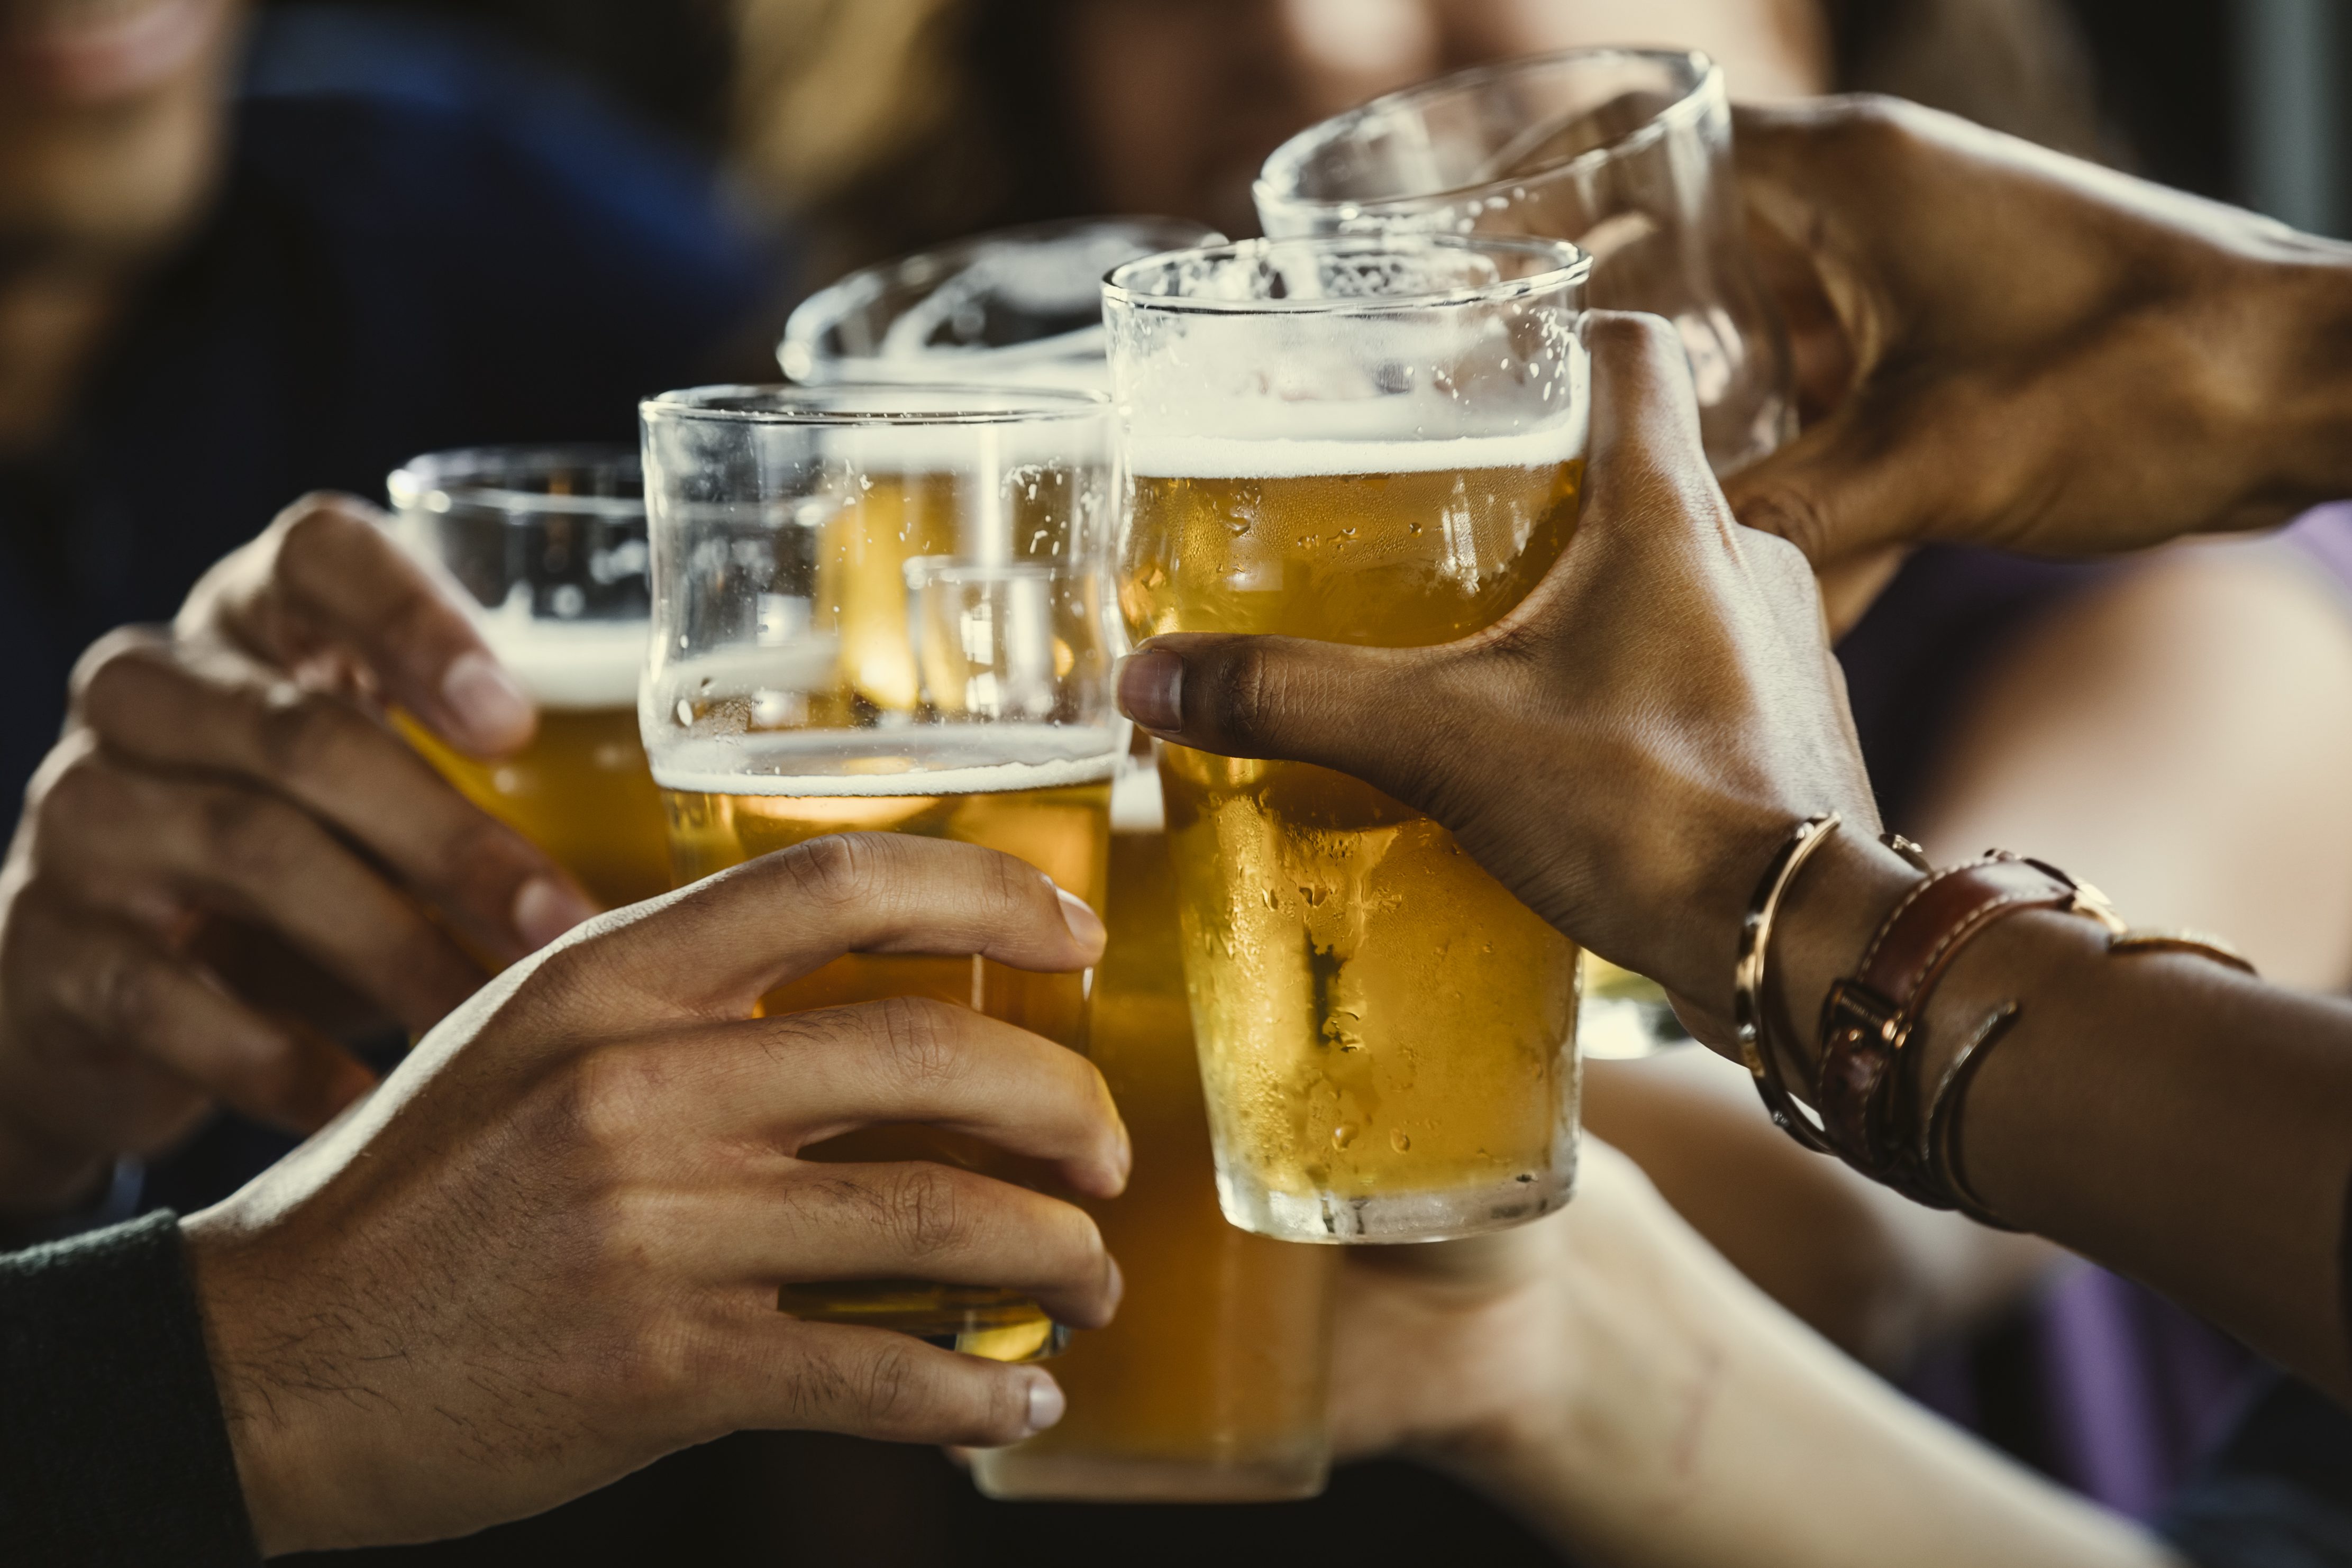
[1774,837,2352,1400]
[1456,1191,2174,1568]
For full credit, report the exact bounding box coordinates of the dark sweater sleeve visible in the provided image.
[0,1211,260,1566]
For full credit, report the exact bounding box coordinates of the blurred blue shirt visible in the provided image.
[0,2,781,810]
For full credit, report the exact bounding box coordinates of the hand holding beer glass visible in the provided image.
[786,227,1344,1500]
[639,384,1123,1362]
[1106,235,1590,1244]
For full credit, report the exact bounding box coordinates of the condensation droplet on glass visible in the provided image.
[1331,1124,1359,1150]
[1390,1129,1411,1153]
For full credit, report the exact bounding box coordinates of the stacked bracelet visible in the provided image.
[1739,821,2262,1223]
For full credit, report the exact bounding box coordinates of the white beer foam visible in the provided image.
[474,614,648,711]
[1110,762,1165,834]
[1125,423,1581,479]
[651,724,1122,797]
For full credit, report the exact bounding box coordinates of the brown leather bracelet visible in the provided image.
[1815,854,2094,1194]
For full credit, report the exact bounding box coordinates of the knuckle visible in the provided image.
[1207,642,1282,749]
[563,1043,668,1152]
[69,635,169,728]
[199,789,313,886]
[779,831,871,908]
[882,1163,973,1260]
[250,688,364,780]
[872,995,967,1090]
[271,494,373,575]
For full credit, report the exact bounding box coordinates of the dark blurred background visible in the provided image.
[260,0,2352,235]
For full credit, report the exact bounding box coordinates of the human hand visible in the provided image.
[0,496,595,1216]
[184,832,1126,1555]
[1329,1138,1748,1474]
[1726,95,2352,564]
[1114,312,1903,1040]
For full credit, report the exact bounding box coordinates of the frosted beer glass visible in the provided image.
[1255,48,1791,477]
[781,216,1221,392]
[972,765,1339,1500]
[640,384,1122,1361]
[1105,235,1589,1244]
[385,447,670,908]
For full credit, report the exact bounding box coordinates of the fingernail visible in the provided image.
[1111,1116,1134,1190]
[1115,649,1182,733]
[513,877,598,949]
[1024,1373,1066,1435]
[442,651,535,752]
[1104,1253,1126,1315]
[1055,887,1106,951]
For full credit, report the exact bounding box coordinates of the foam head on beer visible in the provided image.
[1103,236,1591,1245]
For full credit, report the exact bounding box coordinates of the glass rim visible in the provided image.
[1253,45,1721,220]
[386,443,643,520]
[639,381,1113,426]
[780,214,1226,376]
[1101,233,1590,316]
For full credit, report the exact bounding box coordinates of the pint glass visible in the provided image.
[790,228,1345,1497]
[385,447,670,909]
[972,764,1339,1500]
[780,216,1221,391]
[1106,236,1589,1244]
[640,384,1121,1361]
[1254,48,1790,477]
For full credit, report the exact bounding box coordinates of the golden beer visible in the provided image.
[1124,440,1585,1241]
[641,382,1120,1358]
[662,737,1113,1362]
[399,696,670,910]
[973,772,1338,1499]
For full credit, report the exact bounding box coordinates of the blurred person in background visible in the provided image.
[0,1,807,1557]
[723,0,2352,1555]
[0,0,785,1221]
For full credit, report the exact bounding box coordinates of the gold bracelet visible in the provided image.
[1734,813,1842,1153]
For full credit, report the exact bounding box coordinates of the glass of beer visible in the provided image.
[789,228,1347,1500]
[639,384,1122,1362]
[780,216,1223,391]
[1105,235,1589,1244]
[385,446,670,909]
[970,761,1340,1500]
[1254,48,1791,477]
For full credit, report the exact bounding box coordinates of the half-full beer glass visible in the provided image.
[780,216,1221,390]
[640,384,1121,1361]
[385,447,670,908]
[1106,235,1588,1244]
[1254,48,1790,476]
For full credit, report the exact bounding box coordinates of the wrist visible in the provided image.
[1765,828,1923,1083]
[183,1217,316,1557]
[2220,237,2352,516]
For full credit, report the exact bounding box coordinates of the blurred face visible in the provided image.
[0,0,249,270]
[1061,0,1829,236]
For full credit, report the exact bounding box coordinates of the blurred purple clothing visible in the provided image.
[1836,505,2352,1518]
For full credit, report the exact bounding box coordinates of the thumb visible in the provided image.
[1115,634,1464,808]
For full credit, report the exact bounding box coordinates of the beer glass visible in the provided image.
[972,763,1339,1501]
[385,447,670,909]
[788,227,1345,1499]
[1105,235,1588,1244]
[640,384,1120,1361]
[1254,48,1791,477]
[780,216,1222,391]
